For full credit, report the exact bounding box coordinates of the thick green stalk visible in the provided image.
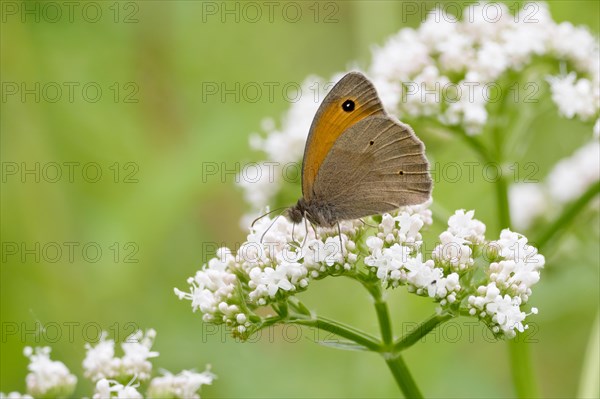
[508,340,538,398]
[496,174,512,230]
[371,284,394,348]
[367,283,424,398]
[384,353,424,399]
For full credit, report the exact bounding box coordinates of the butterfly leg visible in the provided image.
[289,220,303,253]
[299,211,310,251]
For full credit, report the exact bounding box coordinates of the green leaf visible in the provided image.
[316,339,370,352]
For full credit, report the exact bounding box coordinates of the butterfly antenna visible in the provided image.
[310,220,318,239]
[359,218,379,228]
[251,206,288,229]
[259,208,288,243]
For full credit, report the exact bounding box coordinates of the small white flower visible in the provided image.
[395,212,425,243]
[432,231,473,271]
[447,209,486,243]
[93,378,142,399]
[380,214,396,235]
[404,254,440,293]
[547,73,599,120]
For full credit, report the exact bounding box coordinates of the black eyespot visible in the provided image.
[398,170,404,175]
[342,99,355,112]
[369,140,374,146]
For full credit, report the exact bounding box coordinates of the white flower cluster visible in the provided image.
[174,248,239,324]
[83,329,159,382]
[19,346,77,398]
[468,230,544,338]
[547,72,599,121]
[363,206,542,337]
[510,139,600,230]
[147,369,215,399]
[180,200,544,338]
[433,209,486,271]
[366,208,484,307]
[372,3,599,134]
[176,213,364,336]
[4,330,215,399]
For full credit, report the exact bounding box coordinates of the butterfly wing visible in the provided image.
[302,72,385,200]
[311,115,432,221]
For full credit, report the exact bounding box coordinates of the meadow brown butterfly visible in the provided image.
[287,72,432,227]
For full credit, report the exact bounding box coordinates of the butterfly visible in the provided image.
[286,72,432,228]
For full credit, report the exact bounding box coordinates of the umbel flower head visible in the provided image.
[176,200,544,339]
[147,368,215,399]
[21,346,77,398]
[83,329,159,384]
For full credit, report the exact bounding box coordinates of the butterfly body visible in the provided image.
[287,72,432,227]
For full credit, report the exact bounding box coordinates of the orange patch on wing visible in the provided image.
[302,97,381,197]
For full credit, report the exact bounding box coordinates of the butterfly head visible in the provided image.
[287,198,338,228]
[287,200,306,224]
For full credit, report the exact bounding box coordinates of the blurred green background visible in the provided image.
[1,1,598,398]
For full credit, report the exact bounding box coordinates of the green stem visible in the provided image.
[371,284,394,347]
[508,340,538,398]
[384,353,424,399]
[430,201,452,228]
[288,297,312,317]
[366,283,425,398]
[496,174,512,230]
[460,129,494,162]
[394,313,453,351]
[535,180,600,251]
[290,316,381,352]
